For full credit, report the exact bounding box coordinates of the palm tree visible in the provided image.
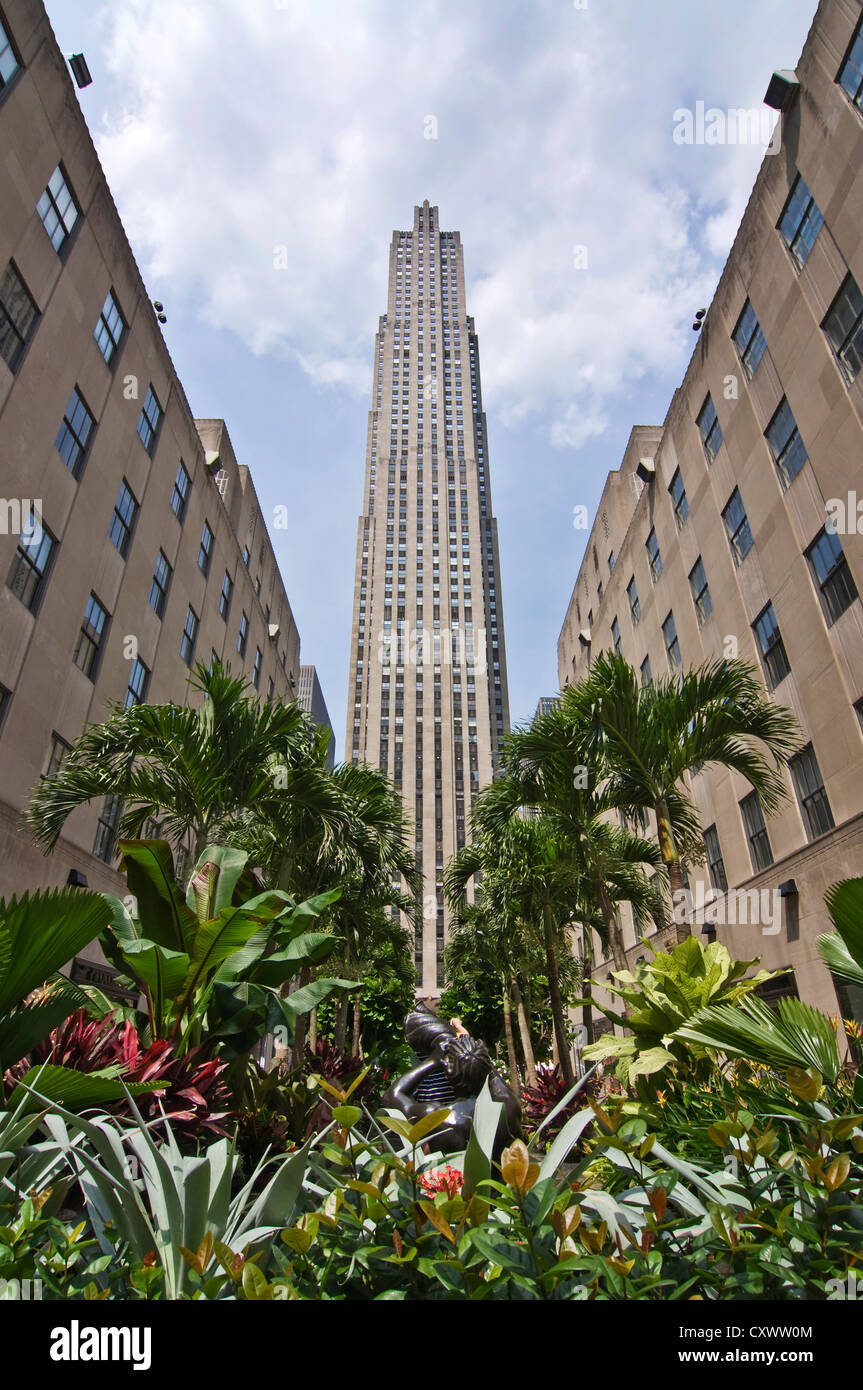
[478,771,663,978]
[226,758,417,1061]
[27,662,341,865]
[448,806,585,1085]
[523,654,801,942]
[443,879,535,1090]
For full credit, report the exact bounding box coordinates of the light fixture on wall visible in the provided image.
[66,53,92,88]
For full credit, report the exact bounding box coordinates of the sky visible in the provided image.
[45,0,819,754]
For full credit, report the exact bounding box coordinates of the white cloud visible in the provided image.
[86,0,818,449]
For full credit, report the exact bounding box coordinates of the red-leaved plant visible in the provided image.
[4,1009,232,1144]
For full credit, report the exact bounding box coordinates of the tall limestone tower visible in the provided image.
[346,201,511,993]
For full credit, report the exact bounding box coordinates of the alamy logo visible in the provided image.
[825,1271,860,1300]
[49,1321,151,1371]
[0,1277,42,1299]
[0,497,43,545]
[673,102,781,154]
[672,884,781,935]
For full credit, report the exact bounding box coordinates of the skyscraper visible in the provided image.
[346,201,510,994]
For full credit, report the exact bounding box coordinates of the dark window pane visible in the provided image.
[0,262,39,373]
[779,174,824,268]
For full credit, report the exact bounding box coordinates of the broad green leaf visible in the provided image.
[630,1046,676,1078]
[117,840,198,955]
[0,888,113,1015]
[408,1107,454,1145]
[9,1063,162,1113]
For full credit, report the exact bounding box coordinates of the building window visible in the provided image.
[108,479,138,558]
[252,647,262,689]
[237,612,249,658]
[7,523,55,612]
[198,520,213,575]
[753,602,791,690]
[838,14,863,114]
[94,289,125,365]
[662,611,681,671]
[732,300,766,379]
[0,17,20,90]
[806,527,858,625]
[149,551,172,618]
[779,173,824,268]
[0,262,39,373]
[611,616,622,654]
[54,387,95,478]
[790,743,834,841]
[627,576,640,623]
[608,550,615,572]
[137,387,163,456]
[219,571,233,621]
[170,460,191,521]
[696,395,723,461]
[37,166,79,254]
[44,733,71,778]
[93,795,122,864]
[73,594,109,680]
[703,825,728,893]
[0,683,10,731]
[722,488,753,565]
[180,606,199,666]
[740,792,773,872]
[668,468,689,528]
[640,654,653,688]
[242,544,250,567]
[646,527,662,582]
[823,273,863,384]
[765,398,807,488]
[125,658,150,709]
[688,557,712,625]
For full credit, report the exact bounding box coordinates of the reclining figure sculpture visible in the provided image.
[381,1003,522,1156]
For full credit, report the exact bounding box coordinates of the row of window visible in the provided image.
[704,739,835,888]
[627,518,857,690]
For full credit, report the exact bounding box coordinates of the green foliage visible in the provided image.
[819,876,863,994]
[101,840,355,1058]
[583,935,777,1090]
[0,888,112,1072]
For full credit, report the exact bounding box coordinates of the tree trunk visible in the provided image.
[511,975,537,1086]
[501,974,520,1093]
[581,922,595,1047]
[289,965,311,1069]
[597,879,628,976]
[308,1008,318,1055]
[352,995,362,1059]
[657,797,690,943]
[543,902,574,1086]
[334,995,349,1051]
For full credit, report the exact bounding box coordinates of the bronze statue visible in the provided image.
[381,1003,522,1156]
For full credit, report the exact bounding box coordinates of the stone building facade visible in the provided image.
[0,0,302,902]
[558,0,863,1024]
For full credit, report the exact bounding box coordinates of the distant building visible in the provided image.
[0,0,303,902]
[558,0,863,1026]
[298,665,335,767]
[533,696,558,723]
[345,201,511,991]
